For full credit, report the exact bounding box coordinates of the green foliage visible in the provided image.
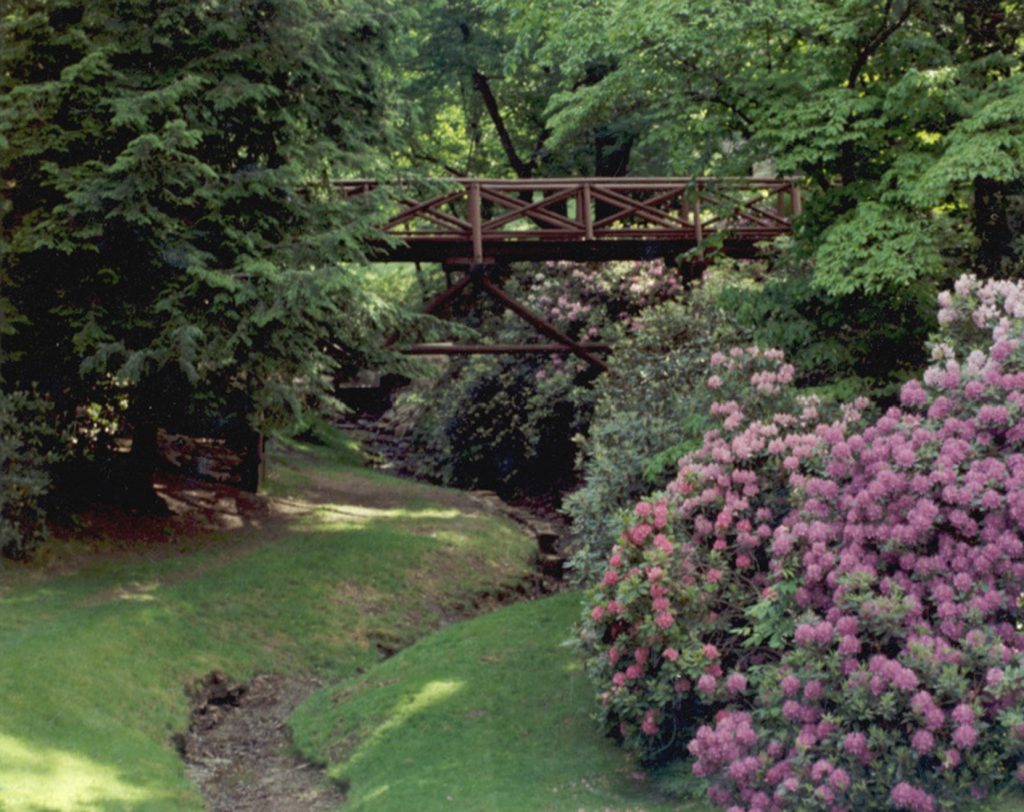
[0,390,61,559]
[564,285,750,583]
[0,0,406,464]
[390,0,643,178]
[716,261,936,402]
[399,260,684,497]
[499,0,1024,283]
[391,0,559,177]
[814,202,946,296]
[401,350,591,497]
[914,75,1024,205]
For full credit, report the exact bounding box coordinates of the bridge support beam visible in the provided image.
[477,275,609,372]
[405,342,611,355]
[399,263,609,373]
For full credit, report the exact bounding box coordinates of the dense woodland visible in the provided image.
[4,1,1024,810]
[3,0,1023,540]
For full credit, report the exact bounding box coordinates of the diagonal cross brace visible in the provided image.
[477,275,608,372]
[395,264,609,372]
[385,268,475,348]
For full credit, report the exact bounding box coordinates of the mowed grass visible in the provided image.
[291,591,710,812]
[0,434,538,811]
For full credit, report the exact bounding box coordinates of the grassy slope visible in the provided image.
[0,437,537,811]
[291,592,709,812]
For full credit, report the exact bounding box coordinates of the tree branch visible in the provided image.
[695,91,754,137]
[404,144,464,177]
[527,125,551,169]
[472,69,534,178]
[847,0,915,88]
[661,47,756,134]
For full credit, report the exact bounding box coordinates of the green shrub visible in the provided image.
[577,346,862,764]
[562,253,925,584]
[0,390,59,559]
[399,259,684,497]
[564,283,750,583]
[717,256,937,403]
[400,351,591,496]
[581,275,1024,810]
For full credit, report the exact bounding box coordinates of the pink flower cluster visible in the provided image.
[613,259,682,312]
[579,344,864,761]
[581,275,1024,810]
[519,260,685,383]
[688,276,1024,809]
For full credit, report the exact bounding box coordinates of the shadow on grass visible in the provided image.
[0,486,537,812]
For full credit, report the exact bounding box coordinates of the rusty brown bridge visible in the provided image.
[341,177,801,371]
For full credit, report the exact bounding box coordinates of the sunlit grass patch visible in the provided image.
[291,592,712,812]
[0,732,177,811]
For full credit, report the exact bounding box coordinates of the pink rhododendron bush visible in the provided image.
[579,275,1024,810]
[578,344,869,756]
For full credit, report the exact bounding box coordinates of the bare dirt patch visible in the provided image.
[176,671,345,812]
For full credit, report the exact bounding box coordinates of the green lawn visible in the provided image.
[0,433,709,812]
[292,591,708,812]
[0,437,537,811]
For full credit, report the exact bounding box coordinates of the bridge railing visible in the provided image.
[339,177,801,263]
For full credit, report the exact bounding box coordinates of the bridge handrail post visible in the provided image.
[693,182,703,244]
[581,182,594,239]
[469,181,483,263]
[791,181,802,217]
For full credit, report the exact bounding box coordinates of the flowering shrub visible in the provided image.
[691,275,1024,810]
[715,256,934,403]
[582,274,1024,810]
[517,259,684,384]
[565,286,750,583]
[578,345,866,756]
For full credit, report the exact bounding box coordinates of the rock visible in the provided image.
[531,522,560,553]
[537,553,565,578]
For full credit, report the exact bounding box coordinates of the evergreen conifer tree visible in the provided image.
[1,0,401,504]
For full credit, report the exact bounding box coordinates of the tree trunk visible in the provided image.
[237,427,265,494]
[125,412,170,513]
[123,372,175,512]
[973,176,1016,276]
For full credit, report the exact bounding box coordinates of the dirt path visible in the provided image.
[178,672,344,812]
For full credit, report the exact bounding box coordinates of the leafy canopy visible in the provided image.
[1,0,405,447]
